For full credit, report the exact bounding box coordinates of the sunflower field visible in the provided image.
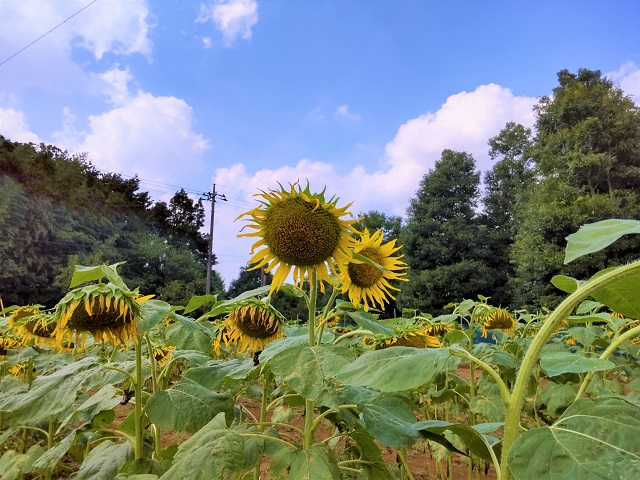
[2,183,640,480]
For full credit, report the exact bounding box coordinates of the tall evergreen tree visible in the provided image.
[397,150,494,315]
[480,122,536,306]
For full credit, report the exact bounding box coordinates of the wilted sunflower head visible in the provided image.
[9,362,35,380]
[9,308,57,347]
[482,308,516,338]
[237,181,360,294]
[1,332,22,356]
[421,320,455,337]
[218,298,286,354]
[53,282,141,348]
[338,228,408,311]
[153,345,176,366]
[365,325,442,350]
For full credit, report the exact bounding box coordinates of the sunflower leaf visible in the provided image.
[335,346,459,392]
[145,378,234,432]
[508,396,640,479]
[271,444,341,480]
[344,310,394,335]
[159,413,245,480]
[564,219,640,264]
[73,440,133,480]
[358,395,421,448]
[539,351,615,377]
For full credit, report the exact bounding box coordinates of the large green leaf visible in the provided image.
[590,269,640,319]
[344,310,394,335]
[469,394,506,423]
[73,440,133,480]
[359,395,421,448]
[145,378,234,432]
[335,346,459,392]
[346,426,395,479]
[271,444,341,480]
[69,263,127,289]
[0,446,44,480]
[412,420,502,463]
[32,430,77,470]
[551,275,581,294]
[538,382,580,416]
[137,300,172,334]
[184,359,257,390]
[0,357,108,424]
[508,397,640,479]
[159,413,245,480]
[166,320,214,354]
[564,219,640,264]
[271,344,356,405]
[540,351,615,377]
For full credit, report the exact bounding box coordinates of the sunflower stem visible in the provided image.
[500,260,640,480]
[316,287,340,343]
[145,334,158,393]
[303,268,318,449]
[134,336,144,460]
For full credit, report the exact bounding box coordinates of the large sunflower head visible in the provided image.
[217,298,286,354]
[338,228,408,311]
[53,282,141,348]
[481,308,516,338]
[237,181,360,294]
[9,307,57,347]
[0,332,22,356]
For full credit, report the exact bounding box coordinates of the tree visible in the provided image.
[510,68,640,308]
[397,150,495,314]
[479,122,536,306]
[354,210,402,243]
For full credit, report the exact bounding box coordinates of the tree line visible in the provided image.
[2,68,639,317]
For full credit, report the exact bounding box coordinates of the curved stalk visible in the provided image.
[103,365,136,385]
[332,329,373,344]
[239,433,296,449]
[134,336,144,460]
[450,349,511,409]
[145,334,158,393]
[500,261,640,479]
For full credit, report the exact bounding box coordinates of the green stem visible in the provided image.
[145,334,158,393]
[103,365,136,385]
[500,261,640,480]
[303,268,318,450]
[397,448,416,480]
[45,415,55,480]
[332,329,374,344]
[450,349,511,410]
[574,323,640,401]
[134,337,144,460]
[316,287,341,343]
[239,433,296,449]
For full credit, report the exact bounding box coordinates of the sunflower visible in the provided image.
[9,362,35,380]
[337,228,408,311]
[365,325,442,350]
[153,345,176,366]
[481,308,516,338]
[0,332,22,356]
[218,298,285,354]
[421,320,454,337]
[237,182,360,294]
[53,282,141,348]
[9,307,57,347]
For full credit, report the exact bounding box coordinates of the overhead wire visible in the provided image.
[0,0,100,68]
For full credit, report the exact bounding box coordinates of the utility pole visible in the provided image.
[205,183,227,294]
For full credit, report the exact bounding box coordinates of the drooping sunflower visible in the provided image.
[9,307,57,347]
[481,308,516,338]
[237,182,360,294]
[337,228,408,311]
[153,345,176,366]
[365,324,442,350]
[217,298,285,354]
[0,332,22,356]
[53,282,142,348]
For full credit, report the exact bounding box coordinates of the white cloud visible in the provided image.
[197,0,258,46]
[607,61,640,105]
[0,107,42,144]
[202,37,213,49]
[73,0,153,61]
[72,92,209,185]
[93,66,136,106]
[335,105,362,122]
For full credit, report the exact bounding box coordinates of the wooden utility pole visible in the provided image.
[205,183,226,294]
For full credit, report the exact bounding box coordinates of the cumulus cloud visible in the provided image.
[74,91,209,184]
[607,61,640,105]
[0,107,42,144]
[335,105,362,122]
[196,0,258,46]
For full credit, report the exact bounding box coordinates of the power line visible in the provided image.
[0,0,100,68]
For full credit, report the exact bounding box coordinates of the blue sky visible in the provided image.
[1,0,639,287]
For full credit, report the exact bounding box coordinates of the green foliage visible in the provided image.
[399,149,497,313]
